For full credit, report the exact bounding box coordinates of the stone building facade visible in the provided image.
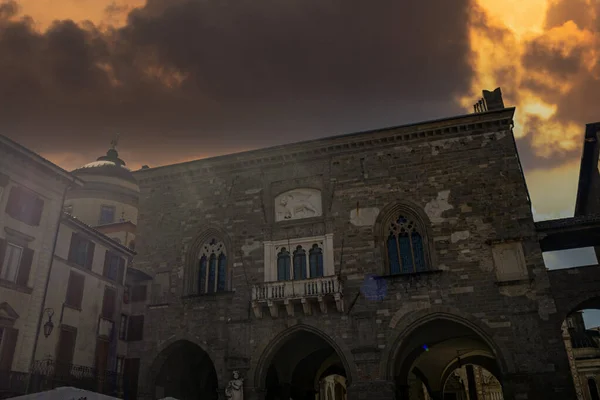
[127,91,576,400]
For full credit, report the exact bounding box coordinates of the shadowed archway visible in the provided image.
[256,327,351,400]
[152,340,219,400]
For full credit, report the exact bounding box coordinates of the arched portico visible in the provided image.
[149,339,219,400]
[382,309,510,400]
[254,324,356,400]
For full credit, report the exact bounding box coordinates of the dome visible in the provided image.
[72,148,137,184]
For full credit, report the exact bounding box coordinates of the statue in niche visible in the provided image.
[275,189,322,221]
[225,370,244,400]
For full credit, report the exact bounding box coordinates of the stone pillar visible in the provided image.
[347,380,395,400]
[466,365,478,400]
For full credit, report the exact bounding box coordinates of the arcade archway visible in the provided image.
[153,340,219,400]
[257,328,350,400]
[390,317,505,400]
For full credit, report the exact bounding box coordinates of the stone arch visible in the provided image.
[252,323,357,390]
[380,306,513,381]
[373,199,436,276]
[148,335,221,400]
[183,226,233,296]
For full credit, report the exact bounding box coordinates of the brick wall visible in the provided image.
[130,109,574,400]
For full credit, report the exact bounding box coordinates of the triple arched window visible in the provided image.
[197,238,227,294]
[277,244,324,281]
[385,213,427,274]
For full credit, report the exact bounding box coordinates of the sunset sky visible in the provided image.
[2,0,600,325]
[1,0,598,222]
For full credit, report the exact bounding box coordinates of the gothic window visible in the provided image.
[197,239,227,294]
[309,244,324,278]
[277,248,291,281]
[386,214,427,274]
[293,246,307,280]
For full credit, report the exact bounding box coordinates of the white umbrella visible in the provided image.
[8,387,121,400]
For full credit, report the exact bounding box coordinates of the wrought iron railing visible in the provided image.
[0,370,28,399]
[252,275,342,301]
[27,360,123,397]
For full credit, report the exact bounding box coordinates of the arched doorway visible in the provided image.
[153,340,219,400]
[561,298,600,400]
[258,328,349,400]
[390,317,505,400]
[442,365,503,400]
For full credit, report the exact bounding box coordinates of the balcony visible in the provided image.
[251,276,343,318]
[0,370,28,399]
[28,360,122,397]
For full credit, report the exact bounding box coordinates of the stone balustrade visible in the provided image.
[251,276,343,318]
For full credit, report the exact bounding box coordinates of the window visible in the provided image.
[101,287,116,320]
[1,243,22,282]
[0,327,18,371]
[196,238,227,294]
[264,235,334,282]
[103,251,125,283]
[5,186,44,226]
[56,327,77,374]
[67,233,95,269]
[130,285,147,302]
[386,214,427,274]
[99,205,115,225]
[65,271,85,309]
[278,244,323,281]
[127,315,144,342]
[119,314,128,340]
[0,240,33,286]
[116,356,125,374]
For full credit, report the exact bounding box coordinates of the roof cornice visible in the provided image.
[134,107,515,183]
[0,135,84,187]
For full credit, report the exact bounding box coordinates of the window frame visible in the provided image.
[375,203,434,277]
[98,205,116,225]
[264,234,334,282]
[1,243,23,283]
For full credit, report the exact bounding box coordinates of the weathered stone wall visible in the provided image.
[129,109,575,400]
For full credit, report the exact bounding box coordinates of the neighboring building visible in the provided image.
[562,312,600,400]
[0,135,82,388]
[30,212,135,395]
[65,142,139,250]
[125,88,578,400]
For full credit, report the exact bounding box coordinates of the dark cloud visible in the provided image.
[0,0,475,169]
[544,0,594,30]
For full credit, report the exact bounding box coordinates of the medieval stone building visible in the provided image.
[122,88,579,400]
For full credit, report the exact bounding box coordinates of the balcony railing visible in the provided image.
[251,276,343,318]
[27,360,123,397]
[0,370,28,399]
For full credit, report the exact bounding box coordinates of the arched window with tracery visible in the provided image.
[309,244,324,278]
[197,238,227,294]
[386,213,427,274]
[277,248,291,281]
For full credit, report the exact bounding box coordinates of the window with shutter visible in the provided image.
[0,243,22,283]
[16,248,33,287]
[55,327,77,376]
[103,251,121,281]
[0,327,18,371]
[119,314,128,340]
[68,233,95,269]
[101,287,116,320]
[5,186,44,226]
[65,271,85,309]
[117,258,126,285]
[127,315,144,341]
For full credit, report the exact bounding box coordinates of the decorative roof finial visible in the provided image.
[110,133,121,150]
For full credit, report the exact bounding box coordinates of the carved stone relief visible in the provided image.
[491,242,528,282]
[274,188,322,222]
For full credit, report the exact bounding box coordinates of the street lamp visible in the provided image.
[43,308,54,338]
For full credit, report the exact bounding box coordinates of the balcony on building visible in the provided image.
[252,275,343,318]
